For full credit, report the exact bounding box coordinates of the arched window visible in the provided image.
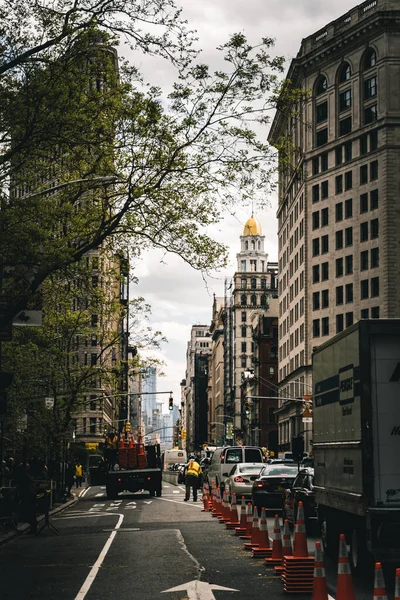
[245,241,248,250]
[261,294,268,307]
[258,241,261,250]
[241,294,247,305]
[315,75,328,96]
[251,278,257,289]
[261,278,266,289]
[338,62,351,83]
[251,240,255,250]
[363,47,377,70]
[251,294,257,306]
[241,325,247,338]
[241,278,247,289]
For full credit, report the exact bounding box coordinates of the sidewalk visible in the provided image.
[0,486,84,546]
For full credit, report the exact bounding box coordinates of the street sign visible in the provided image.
[162,580,238,599]
[13,310,42,327]
[85,443,99,450]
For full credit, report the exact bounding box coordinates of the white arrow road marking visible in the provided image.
[74,513,124,600]
[162,580,238,599]
[143,501,153,505]
[125,501,136,506]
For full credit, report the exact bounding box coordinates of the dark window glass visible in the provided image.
[345,227,353,247]
[335,202,343,222]
[312,265,320,283]
[316,76,328,95]
[312,185,320,203]
[336,230,343,250]
[364,104,377,125]
[322,317,329,336]
[339,89,352,112]
[335,175,343,194]
[321,208,329,226]
[364,48,377,69]
[371,247,379,268]
[360,250,369,270]
[312,211,320,230]
[313,292,320,310]
[321,289,329,308]
[346,312,354,327]
[371,306,380,319]
[371,277,379,297]
[241,341,247,352]
[370,218,379,239]
[345,198,352,218]
[360,222,369,242]
[344,142,352,162]
[312,157,319,176]
[241,325,247,337]
[360,193,368,213]
[339,63,351,82]
[361,308,369,319]
[316,101,328,123]
[312,238,320,257]
[364,76,377,99]
[321,262,329,281]
[90,353,97,366]
[370,189,378,210]
[91,314,98,327]
[241,294,247,305]
[360,279,369,300]
[313,319,320,337]
[336,314,344,333]
[346,283,353,303]
[251,278,257,289]
[316,128,328,147]
[321,181,329,199]
[360,165,368,184]
[339,116,352,136]
[345,254,353,274]
[321,153,328,172]
[370,130,378,151]
[261,278,266,289]
[335,146,342,166]
[336,286,344,305]
[241,311,246,322]
[336,257,343,277]
[370,160,378,180]
[345,171,352,191]
[360,135,368,155]
[321,235,329,254]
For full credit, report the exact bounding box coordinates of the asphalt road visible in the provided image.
[0,481,396,600]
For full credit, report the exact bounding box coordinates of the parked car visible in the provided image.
[223,462,265,502]
[282,468,316,526]
[252,464,299,511]
[207,446,264,494]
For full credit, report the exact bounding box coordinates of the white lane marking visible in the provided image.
[124,506,136,510]
[143,501,153,505]
[100,486,106,490]
[79,487,91,498]
[89,508,103,512]
[74,513,124,600]
[156,497,202,508]
[93,504,106,507]
[125,502,136,506]
[172,491,181,494]
[95,493,104,497]
[54,513,121,520]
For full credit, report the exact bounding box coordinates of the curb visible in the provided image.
[0,494,79,546]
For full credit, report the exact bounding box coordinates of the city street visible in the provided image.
[0,481,395,600]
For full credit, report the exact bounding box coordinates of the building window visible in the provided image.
[360,193,368,213]
[312,185,320,203]
[312,211,320,230]
[321,289,329,308]
[335,202,343,222]
[90,418,96,434]
[312,157,319,175]
[360,165,368,184]
[261,278,266,289]
[313,319,320,337]
[360,135,368,156]
[345,255,353,275]
[241,260,246,272]
[370,130,378,151]
[316,128,328,147]
[322,317,329,336]
[364,104,377,125]
[345,283,353,303]
[344,141,352,162]
[336,230,343,250]
[335,175,343,194]
[336,314,344,333]
[360,222,369,242]
[336,258,343,277]
[91,314,98,327]
[344,172,352,191]
[321,153,328,172]
[370,218,379,239]
[251,294,257,306]
[312,265,320,283]
[250,278,256,289]
[370,189,379,210]
[316,75,328,95]
[345,227,353,247]
[241,311,246,322]
[360,250,369,271]
[241,356,247,368]
[361,308,369,319]
[321,207,328,227]
[241,325,247,337]
[346,312,354,328]
[316,101,328,123]
[241,278,247,289]
[345,199,352,219]
[360,279,369,300]
[370,160,378,180]
[363,48,377,70]
[321,235,329,254]
[371,306,380,319]
[339,89,352,112]
[338,62,351,82]
[321,262,329,281]
[339,116,352,136]
[371,277,379,297]
[313,292,320,311]
[241,294,247,305]
[371,247,379,268]
[312,238,320,257]
[335,146,342,166]
[364,76,377,99]
[321,180,329,199]
[241,342,247,353]
[336,286,344,305]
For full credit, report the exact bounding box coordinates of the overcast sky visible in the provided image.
[130,0,358,410]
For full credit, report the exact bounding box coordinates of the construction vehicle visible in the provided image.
[312,319,400,572]
[94,429,162,500]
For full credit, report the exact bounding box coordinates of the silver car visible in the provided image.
[223,463,265,502]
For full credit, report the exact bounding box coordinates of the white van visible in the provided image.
[206,446,264,492]
[162,449,187,471]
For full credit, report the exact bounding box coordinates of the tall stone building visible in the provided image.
[268,0,400,452]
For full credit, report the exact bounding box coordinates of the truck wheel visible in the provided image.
[320,513,336,558]
[156,486,162,497]
[106,485,117,500]
[347,527,370,575]
[149,489,156,497]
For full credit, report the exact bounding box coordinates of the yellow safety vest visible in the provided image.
[186,461,201,477]
[75,465,83,477]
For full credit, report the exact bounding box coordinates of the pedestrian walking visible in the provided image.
[75,463,83,488]
[183,456,202,502]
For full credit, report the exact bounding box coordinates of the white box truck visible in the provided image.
[313,320,400,572]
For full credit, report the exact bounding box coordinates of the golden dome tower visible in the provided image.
[243,215,262,237]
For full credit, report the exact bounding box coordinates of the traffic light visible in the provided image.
[244,400,251,416]
[125,421,131,432]
[291,435,305,462]
[168,396,173,411]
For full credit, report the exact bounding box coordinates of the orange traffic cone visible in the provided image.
[240,502,253,539]
[274,518,293,574]
[244,507,260,550]
[293,501,308,558]
[265,514,283,566]
[336,534,356,600]
[235,498,247,535]
[119,433,125,449]
[312,541,328,600]
[226,493,239,529]
[373,562,387,600]
[395,568,400,600]
[252,508,272,557]
[221,491,231,521]
[201,485,210,512]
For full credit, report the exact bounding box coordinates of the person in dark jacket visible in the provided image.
[16,463,37,534]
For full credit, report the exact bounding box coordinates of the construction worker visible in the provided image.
[183,455,202,502]
[75,463,83,488]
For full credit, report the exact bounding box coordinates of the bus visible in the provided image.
[161,449,187,471]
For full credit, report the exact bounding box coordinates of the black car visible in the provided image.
[282,468,316,526]
[252,464,299,511]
